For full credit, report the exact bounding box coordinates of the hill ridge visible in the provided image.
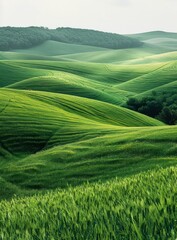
[0,27,142,51]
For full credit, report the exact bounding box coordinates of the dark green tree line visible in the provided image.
[125,91,177,125]
[0,27,143,51]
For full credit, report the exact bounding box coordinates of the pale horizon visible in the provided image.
[0,0,177,35]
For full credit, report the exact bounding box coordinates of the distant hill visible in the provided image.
[128,31,177,41]
[0,27,143,51]
[14,40,107,56]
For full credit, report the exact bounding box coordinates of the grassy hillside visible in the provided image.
[139,80,177,97]
[0,30,177,239]
[11,42,173,63]
[1,59,177,104]
[2,122,176,198]
[144,38,177,50]
[0,87,172,199]
[2,30,177,64]
[0,51,57,61]
[7,75,121,105]
[0,61,52,87]
[123,50,177,64]
[128,31,177,41]
[118,61,177,94]
[0,88,163,155]
[1,43,174,63]
[0,166,176,240]
[14,40,108,56]
[53,43,171,63]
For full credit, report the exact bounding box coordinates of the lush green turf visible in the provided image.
[144,38,177,51]
[0,31,177,239]
[0,60,157,104]
[0,166,176,239]
[138,80,177,97]
[7,75,121,105]
[0,57,176,200]
[128,31,177,41]
[14,40,108,56]
[0,51,58,61]
[0,88,163,156]
[118,61,177,94]
[0,86,171,199]
[2,59,177,104]
[49,43,173,63]
[0,61,52,87]
[2,123,177,199]
[124,50,177,64]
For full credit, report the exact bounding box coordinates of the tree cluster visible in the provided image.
[54,28,143,49]
[125,91,177,125]
[0,27,51,50]
[0,27,143,51]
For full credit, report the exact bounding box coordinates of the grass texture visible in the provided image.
[0,166,176,240]
[0,32,177,239]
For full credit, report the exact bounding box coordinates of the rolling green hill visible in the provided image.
[128,31,177,41]
[0,27,142,51]
[7,75,121,105]
[0,88,163,156]
[117,61,177,94]
[14,40,108,56]
[0,51,57,61]
[8,42,174,63]
[0,29,177,240]
[2,30,177,64]
[0,87,169,199]
[52,43,172,63]
[123,50,177,64]
[1,59,177,104]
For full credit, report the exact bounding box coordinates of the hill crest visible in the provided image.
[0,26,142,51]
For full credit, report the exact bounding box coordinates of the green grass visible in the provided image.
[0,88,163,155]
[53,43,170,63]
[118,61,177,94]
[2,60,174,104]
[138,80,177,97]
[13,59,177,101]
[0,61,52,87]
[128,31,177,41]
[0,87,170,198]
[0,57,176,200]
[0,34,177,239]
[0,51,57,61]
[0,166,176,239]
[9,60,157,83]
[14,40,108,56]
[6,73,122,105]
[124,51,177,64]
[2,124,176,198]
[0,60,158,104]
[144,38,177,51]
[2,34,177,64]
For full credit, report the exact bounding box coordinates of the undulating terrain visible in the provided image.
[0,28,177,239]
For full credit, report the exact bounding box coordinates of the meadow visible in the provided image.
[0,28,177,239]
[0,167,176,240]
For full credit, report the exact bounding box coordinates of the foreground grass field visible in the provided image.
[0,166,176,240]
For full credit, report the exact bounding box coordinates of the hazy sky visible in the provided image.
[0,0,177,34]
